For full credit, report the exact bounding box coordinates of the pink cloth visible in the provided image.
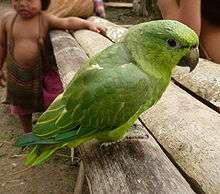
[94,0,106,18]
[11,70,63,115]
[42,70,63,108]
[10,105,33,115]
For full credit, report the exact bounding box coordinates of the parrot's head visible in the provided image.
[123,20,199,76]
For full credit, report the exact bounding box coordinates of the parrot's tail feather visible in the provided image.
[15,133,56,147]
[24,145,39,165]
[16,127,97,147]
[16,128,99,166]
[25,143,66,166]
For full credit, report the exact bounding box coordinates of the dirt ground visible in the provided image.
[0,85,79,194]
[0,2,146,194]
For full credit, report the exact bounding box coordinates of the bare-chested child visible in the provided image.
[0,0,106,133]
[158,0,220,64]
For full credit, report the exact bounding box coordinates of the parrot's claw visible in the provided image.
[125,134,149,140]
[126,125,149,140]
[71,157,81,166]
[99,133,148,149]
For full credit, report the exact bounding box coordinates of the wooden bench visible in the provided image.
[50,17,220,194]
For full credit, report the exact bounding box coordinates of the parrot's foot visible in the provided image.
[70,148,81,166]
[126,124,149,140]
[99,141,120,149]
[125,134,149,140]
[71,157,81,166]
[99,134,148,149]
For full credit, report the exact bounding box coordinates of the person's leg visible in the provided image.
[10,105,33,133]
[18,114,32,133]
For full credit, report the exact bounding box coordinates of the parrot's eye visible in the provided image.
[167,39,180,48]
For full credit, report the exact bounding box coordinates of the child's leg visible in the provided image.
[10,105,33,133]
[18,114,32,133]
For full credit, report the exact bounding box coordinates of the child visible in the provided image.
[158,0,220,64]
[0,0,106,133]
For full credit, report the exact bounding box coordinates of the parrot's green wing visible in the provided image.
[34,63,152,139]
[29,47,153,143]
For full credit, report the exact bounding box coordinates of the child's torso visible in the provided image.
[6,12,49,68]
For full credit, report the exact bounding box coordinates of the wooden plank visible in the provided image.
[104,2,133,8]
[80,123,195,194]
[89,16,220,109]
[140,83,220,194]
[50,30,88,87]
[50,30,195,193]
[172,58,220,109]
[73,161,85,194]
[73,30,112,57]
[87,16,128,43]
[86,17,220,193]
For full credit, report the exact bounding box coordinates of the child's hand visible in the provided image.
[0,69,6,87]
[88,22,107,35]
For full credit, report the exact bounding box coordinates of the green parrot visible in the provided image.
[16,20,199,166]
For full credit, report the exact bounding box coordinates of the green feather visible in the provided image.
[25,144,66,166]
[16,133,56,147]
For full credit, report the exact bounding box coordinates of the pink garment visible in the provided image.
[42,70,63,108]
[10,105,33,115]
[11,70,63,115]
[94,0,106,18]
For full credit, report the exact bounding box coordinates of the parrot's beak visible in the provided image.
[177,47,199,72]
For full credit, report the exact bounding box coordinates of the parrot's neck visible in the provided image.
[125,43,173,82]
[140,57,172,80]
[131,50,172,85]
[127,46,174,107]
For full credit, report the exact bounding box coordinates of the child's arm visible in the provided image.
[0,16,7,87]
[178,0,201,35]
[158,0,201,35]
[46,14,106,34]
[157,0,179,20]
